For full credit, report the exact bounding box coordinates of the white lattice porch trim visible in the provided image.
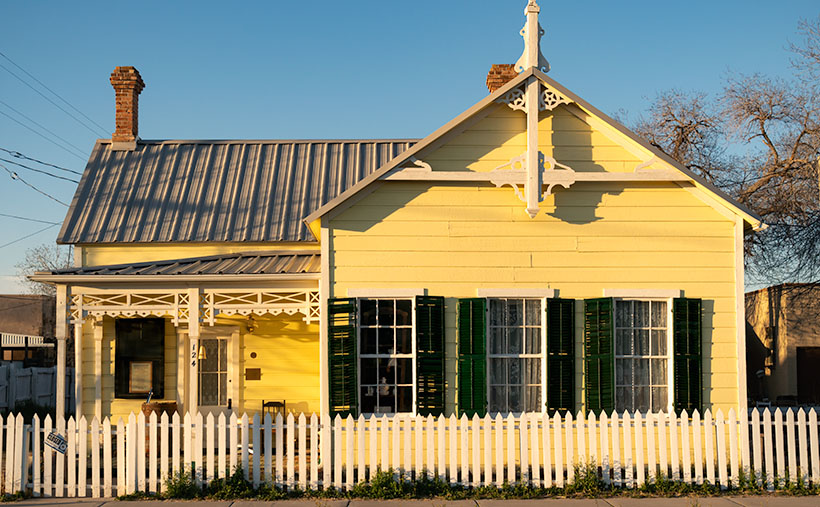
[202,289,320,325]
[71,291,191,325]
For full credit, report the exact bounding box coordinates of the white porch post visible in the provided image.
[94,318,103,420]
[73,321,83,418]
[187,288,200,415]
[319,224,330,415]
[55,284,68,421]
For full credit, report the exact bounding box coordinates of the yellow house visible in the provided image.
[33,1,762,422]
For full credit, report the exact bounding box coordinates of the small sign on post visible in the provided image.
[45,431,67,454]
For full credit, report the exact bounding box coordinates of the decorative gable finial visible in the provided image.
[514,0,550,73]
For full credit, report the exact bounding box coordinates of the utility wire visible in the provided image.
[0,301,41,312]
[0,163,70,207]
[0,60,108,138]
[0,213,60,225]
[0,157,79,183]
[0,147,82,175]
[0,99,89,156]
[0,51,109,135]
[0,110,86,161]
[0,223,58,249]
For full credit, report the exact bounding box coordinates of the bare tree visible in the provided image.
[15,243,73,296]
[632,17,820,287]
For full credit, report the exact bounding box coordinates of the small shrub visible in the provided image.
[566,461,606,497]
[163,466,201,499]
[207,466,255,499]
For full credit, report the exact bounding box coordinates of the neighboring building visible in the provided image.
[32,2,762,421]
[0,294,56,366]
[746,284,820,406]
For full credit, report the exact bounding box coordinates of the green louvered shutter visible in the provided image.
[458,298,486,417]
[673,298,703,413]
[547,298,575,413]
[328,298,357,417]
[416,296,445,416]
[584,298,615,414]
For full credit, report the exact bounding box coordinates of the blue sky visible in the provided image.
[0,1,818,292]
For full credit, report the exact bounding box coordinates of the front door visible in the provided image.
[198,336,231,415]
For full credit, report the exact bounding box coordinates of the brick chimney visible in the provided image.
[486,64,518,93]
[109,66,145,149]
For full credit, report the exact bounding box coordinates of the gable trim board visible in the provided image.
[304,68,763,233]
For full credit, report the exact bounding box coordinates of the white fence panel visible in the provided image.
[0,407,816,497]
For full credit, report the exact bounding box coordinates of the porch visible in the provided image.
[30,251,322,420]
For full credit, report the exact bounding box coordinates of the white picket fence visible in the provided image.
[1,407,819,497]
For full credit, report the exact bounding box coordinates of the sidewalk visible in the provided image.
[14,496,820,507]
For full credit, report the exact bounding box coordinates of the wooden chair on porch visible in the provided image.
[262,400,287,453]
[262,399,286,419]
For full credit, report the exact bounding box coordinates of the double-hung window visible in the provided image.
[359,298,414,414]
[614,299,671,413]
[488,298,544,413]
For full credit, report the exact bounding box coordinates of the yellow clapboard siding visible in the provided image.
[240,314,320,415]
[339,204,733,223]
[330,180,741,412]
[333,235,733,253]
[365,187,711,207]
[334,266,735,284]
[428,144,642,165]
[331,220,733,239]
[333,250,733,269]
[442,129,624,148]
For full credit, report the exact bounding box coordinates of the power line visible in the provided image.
[0,60,108,138]
[0,109,86,161]
[0,163,70,207]
[0,223,58,250]
[0,213,60,225]
[0,99,89,156]
[0,51,109,135]
[0,158,79,184]
[0,301,41,312]
[0,147,82,175]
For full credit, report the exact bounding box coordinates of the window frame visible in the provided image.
[484,293,551,415]
[114,317,165,400]
[354,294,418,416]
[611,296,675,413]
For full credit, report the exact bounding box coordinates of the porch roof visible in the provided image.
[34,251,320,278]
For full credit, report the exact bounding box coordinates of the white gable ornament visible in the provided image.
[510,0,576,217]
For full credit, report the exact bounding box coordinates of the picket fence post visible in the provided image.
[252,413,260,488]
[692,410,703,485]
[786,408,797,485]
[310,413,319,489]
[809,409,820,486]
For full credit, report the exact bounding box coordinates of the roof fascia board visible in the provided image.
[533,69,763,229]
[303,69,536,225]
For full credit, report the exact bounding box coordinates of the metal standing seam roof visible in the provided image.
[57,139,417,244]
[43,251,321,276]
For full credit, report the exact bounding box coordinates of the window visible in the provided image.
[115,318,165,399]
[198,338,228,407]
[359,298,414,414]
[488,298,543,413]
[614,300,670,412]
